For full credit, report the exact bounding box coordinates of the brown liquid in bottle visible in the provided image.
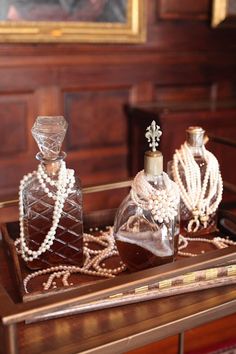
[114,205,179,271]
[179,156,217,236]
[116,240,174,272]
[24,182,83,270]
[115,216,179,271]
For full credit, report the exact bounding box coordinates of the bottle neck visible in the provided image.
[186,128,204,147]
[145,173,164,187]
[186,143,205,157]
[186,130,205,157]
[144,150,163,176]
[36,152,66,177]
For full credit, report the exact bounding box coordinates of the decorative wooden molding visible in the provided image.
[158,0,209,21]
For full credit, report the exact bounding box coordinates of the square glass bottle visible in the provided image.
[18,116,83,270]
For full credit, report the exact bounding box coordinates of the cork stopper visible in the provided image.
[144,121,163,176]
[186,126,205,147]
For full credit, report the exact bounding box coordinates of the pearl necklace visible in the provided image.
[17,161,76,262]
[23,227,126,293]
[172,142,223,232]
[178,234,236,257]
[131,170,179,223]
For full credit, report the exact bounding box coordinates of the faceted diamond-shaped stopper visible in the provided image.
[32,116,68,160]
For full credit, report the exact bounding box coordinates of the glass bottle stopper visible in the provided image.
[31,116,68,160]
[144,121,163,176]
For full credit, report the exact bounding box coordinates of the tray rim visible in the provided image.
[2,207,236,302]
[1,221,236,354]
[1,211,119,302]
[1,179,236,326]
[1,219,236,326]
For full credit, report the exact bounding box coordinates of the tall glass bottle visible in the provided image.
[18,116,83,270]
[168,126,223,236]
[114,121,180,272]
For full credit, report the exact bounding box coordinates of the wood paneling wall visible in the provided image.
[0,0,236,211]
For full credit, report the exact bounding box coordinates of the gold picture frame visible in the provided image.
[0,0,146,43]
[212,0,228,27]
[212,0,236,27]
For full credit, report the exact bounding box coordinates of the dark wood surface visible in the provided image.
[1,255,235,353]
[127,312,236,354]
[1,0,236,213]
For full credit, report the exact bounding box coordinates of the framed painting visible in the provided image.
[0,0,146,43]
[212,0,236,27]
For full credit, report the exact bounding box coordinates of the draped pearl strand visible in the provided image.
[178,234,236,257]
[130,170,179,223]
[16,161,76,262]
[172,142,223,232]
[22,227,126,293]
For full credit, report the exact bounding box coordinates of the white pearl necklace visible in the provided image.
[131,170,179,223]
[172,142,223,232]
[178,234,236,257]
[23,227,126,293]
[16,161,76,262]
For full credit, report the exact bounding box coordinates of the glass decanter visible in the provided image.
[18,116,83,270]
[168,126,223,236]
[114,121,180,272]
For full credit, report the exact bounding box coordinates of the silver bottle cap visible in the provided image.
[186,126,205,147]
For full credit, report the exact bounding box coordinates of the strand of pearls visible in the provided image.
[172,142,223,232]
[17,162,76,262]
[23,227,126,293]
[130,170,179,223]
[178,234,236,257]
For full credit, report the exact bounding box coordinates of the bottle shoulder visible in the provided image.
[20,168,82,197]
[21,174,39,192]
[144,172,179,195]
[73,174,82,190]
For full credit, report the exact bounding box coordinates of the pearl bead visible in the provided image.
[178,234,236,258]
[131,171,179,225]
[20,224,125,293]
[172,141,223,232]
[17,161,76,262]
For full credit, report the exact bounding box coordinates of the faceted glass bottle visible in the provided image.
[20,116,83,270]
[114,126,180,272]
[168,127,217,236]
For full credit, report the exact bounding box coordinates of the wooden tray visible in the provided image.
[1,209,120,302]
[1,207,236,321]
[1,217,236,354]
[1,181,236,354]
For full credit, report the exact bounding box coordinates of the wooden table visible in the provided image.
[0,181,236,354]
[0,235,236,354]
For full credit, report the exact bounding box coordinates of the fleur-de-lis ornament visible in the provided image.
[145,121,162,152]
